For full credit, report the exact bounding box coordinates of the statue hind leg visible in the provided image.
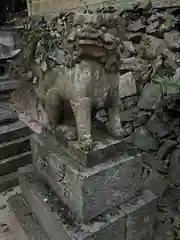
[44,87,64,128]
[107,86,125,138]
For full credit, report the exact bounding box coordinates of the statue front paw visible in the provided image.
[80,138,94,152]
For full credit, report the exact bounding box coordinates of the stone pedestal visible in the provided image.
[31,133,146,222]
[9,127,158,239]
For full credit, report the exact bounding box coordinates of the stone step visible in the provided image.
[0,120,32,144]
[0,93,11,101]
[0,172,19,193]
[8,193,49,240]
[18,165,158,240]
[0,79,20,93]
[0,136,31,161]
[0,151,32,176]
[31,133,147,222]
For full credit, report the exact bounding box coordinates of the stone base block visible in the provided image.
[18,165,157,240]
[31,133,147,222]
[8,193,49,240]
[44,120,137,168]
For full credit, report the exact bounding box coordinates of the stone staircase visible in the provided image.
[0,107,33,192]
[0,42,33,192]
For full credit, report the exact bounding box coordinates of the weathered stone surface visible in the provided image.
[133,111,149,128]
[143,153,169,174]
[134,127,160,151]
[164,30,180,51]
[140,35,167,60]
[31,133,146,222]
[0,172,19,193]
[120,190,158,240]
[146,114,178,140]
[0,120,32,143]
[120,107,138,122]
[8,194,49,240]
[128,19,146,32]
[138,83,162,110]
[19,165,126,240]
[0,79,19,92]
[119,72,137,98]
[0,107,18,125]
[0,151,32,176]
[123,96,138,110]
[151,0,180,8]
[0,136,31,161]
[157,140,177,161]
[45,123,131,168]
[144,170,168,199]
[169,149,180,185]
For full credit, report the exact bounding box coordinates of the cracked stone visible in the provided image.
[164,30,180,51]
[138,83,163,110]
[119,72,137,98]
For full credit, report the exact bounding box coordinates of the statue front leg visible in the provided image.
[107,87,125,138]
[70,97,93,151]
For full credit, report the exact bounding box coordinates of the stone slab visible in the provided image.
[8,193,49,240]
[151,0,180,8]
[120,190,158,240]
[31,133,146,222]
[0,120,32,144]
[29,0,134,17]
[0,151,32,176]
[43,123,137,168]
[0,172,19,193]
[0,136,31,160]
[0,79,20,93]
[19,165,126,240]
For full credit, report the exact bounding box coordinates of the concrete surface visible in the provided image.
[0,186,23,240]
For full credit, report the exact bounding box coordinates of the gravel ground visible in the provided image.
[0,187,23,240]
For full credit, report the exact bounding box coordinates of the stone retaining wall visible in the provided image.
[27,0,134,17]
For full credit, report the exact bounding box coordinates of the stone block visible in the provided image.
[0,136,31,161]
[8,194,49,240]
[0,120,32,144]
[19,165,126,240]
[144,169,168,199]
[0,172,19,193]
[119,72,137,98]
[0,151,32,176]
[43,123,134,168]
[31,133,146,222]
[120,190,158,240]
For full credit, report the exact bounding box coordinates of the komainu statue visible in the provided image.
[37,61,124,151]
[34,11,126,151]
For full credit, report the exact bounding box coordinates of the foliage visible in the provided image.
[152,74,180,95]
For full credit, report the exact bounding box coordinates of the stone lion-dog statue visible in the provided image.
[37,59,124,151]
